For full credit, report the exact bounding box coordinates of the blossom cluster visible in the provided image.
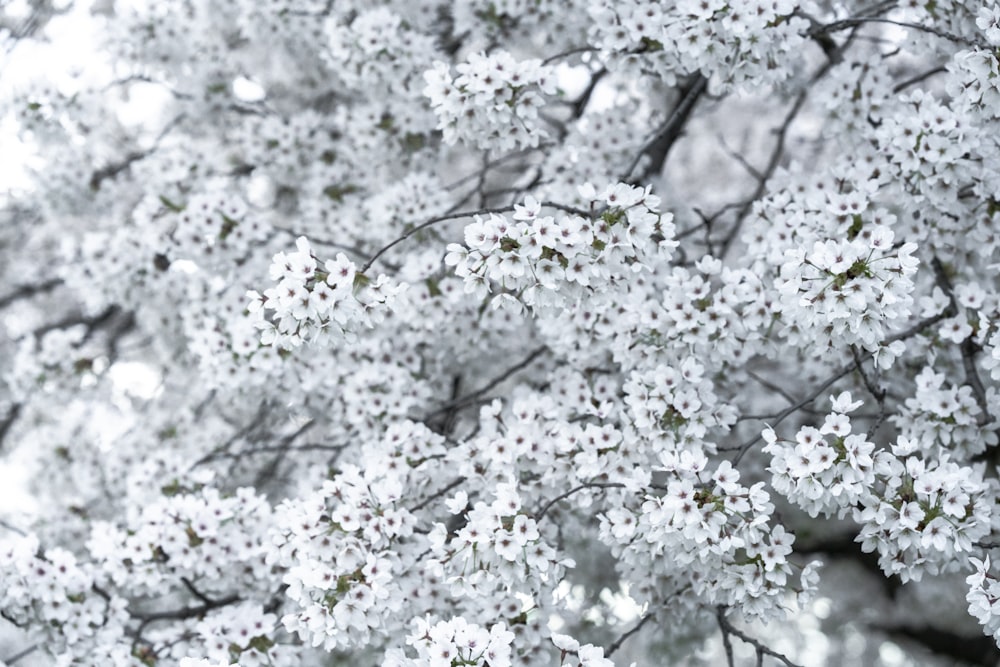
[192,603,281,667]
[622,357,737,455]
[0,534,128,661]
[446,184,676,311]
[86,485,274,596]
[426,482,571,602]
[776,226,919,356]
[586,0,808,89]
[855,448,993,583]
[247,236,406,348]
[383,617,516,667]
[622,262,771,367]
[968,556,1000,645]
[890,366,997,459]
[325,8,439,96]
[423,51,556,152]
[269,421,442,651]
[155,190,270,269]
[763,392,883,518]
[609,451,821,620]
[8,0,1000,662]
[764,392,995,584]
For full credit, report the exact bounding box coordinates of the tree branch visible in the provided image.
[622,74,707,184]
[361,202,592,273]
[2,644,38,666]
[931,256,991,424]
[715,606,803,667]
[533,482,625,521]
[606,612,653,657]
[730,362,855,464]
[0,278,62,310]
[422,346,548,423]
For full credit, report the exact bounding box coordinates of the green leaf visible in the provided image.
[323,184,358,202]
[219,213,239,240]
[247,635,275,653]
[159,195,185,212]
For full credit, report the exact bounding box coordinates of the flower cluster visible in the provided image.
[622,358,737,455]
[763,390,994,584]
[86,486,274,596]
[189,602,283,667]
[10,0,1000,662]
[384,617,516,667]
[890,366,997,459]
[763,392,884,518]
[551,633,615,667]
[325,8,439,97]
[446,184,676,311]
[247,236,406,348]
[244,112,338,187]
[180,659,240,667]
[854,449,993,583]
[269,421,443,651]
[427,482,570,599]
[423,51,556,152]
[776,227,919,354]
[155,190,270,269]
[586,0,808,89]
[968,556,1000,644]
[0,534,131,663]
[612,452,820,620]
[622,261,771,367]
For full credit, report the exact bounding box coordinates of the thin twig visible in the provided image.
[931,256,991,423]
[361,202,592,273]
[3,644,38,666]
[731,362,855,465]
[409,477,466,513]
[716,606,804,667]
[534,482,625,521]
[809,16,984,48]
[422,346,548,421]
[719,87,810,258]
[0,278,63,310]
[892,65,947,93]
[606,612,653,657]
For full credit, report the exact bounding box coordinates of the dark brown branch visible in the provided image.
[873,624,999,666]
[2,644,38,666]
[0,403,22,451]
[571,68,607,118]
[422,346,548,422]
[892,65,947,93]
[931,256,990,424]
[809,15,984,48]
[541,45,600,66]
[409,477,466,513]
[131,593,240,624]
[850,345,886,405]
[0,278,63,310]
[533,482,625,521]
[251,419,318,488]
[606,612,653,657]
[361,202,592,273]
[884,308,953,344]
[89,114,186,191]
[623,74,707,184]
[730,363,855,464]
[716,606,803,667]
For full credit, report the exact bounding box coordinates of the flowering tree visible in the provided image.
[3,0,1000,665]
